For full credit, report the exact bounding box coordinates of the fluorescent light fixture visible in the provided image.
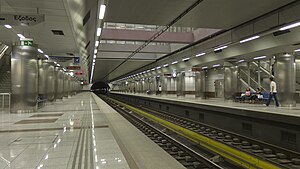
[163,64,169,67]
[54,62,57,64]
[94,49,97,54]
[213,64,220,68]
[38,49,44,54]
[196,52,206,57]
[17,34,25,39]
[171,61,178,65]
[239,35,260,43]
[93,59,96,63]
[97,28,102,36]
[294,49,300,52]
[202,66,208,69]
[254,56,266,60]
[156,66,161,69]
[57,64,61,67]
[95,41,99,47]
[182,57,190,62]
[45,55,49,59]
[237,59,245,63]
[214,46,228,52]
[99,5,106,19]
[151,68,155,71]
[147,70,150,72]
[279,21,300,31]
[4,24,12,29]
[93,55,97,59]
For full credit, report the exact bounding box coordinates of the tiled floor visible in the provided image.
[112,92,300,117]
[0,93,130,169]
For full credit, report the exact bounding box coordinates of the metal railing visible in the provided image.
[0,93,11,112]
[240,69,267,92]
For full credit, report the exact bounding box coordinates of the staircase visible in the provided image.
[0,44,11,111]
[239,61,271,92]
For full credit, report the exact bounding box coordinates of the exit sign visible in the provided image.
[20,38,33,46]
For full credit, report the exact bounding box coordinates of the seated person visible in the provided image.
[240,87,251,102]
[249,88,262,104]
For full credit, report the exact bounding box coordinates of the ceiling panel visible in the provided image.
[93,59,153,82]
[105,0,295,29]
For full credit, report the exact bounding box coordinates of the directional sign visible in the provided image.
[67,65,81,70]
[0,14,45,26]
[20,38,34,46]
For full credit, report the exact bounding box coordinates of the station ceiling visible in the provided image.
[0,0,296,83]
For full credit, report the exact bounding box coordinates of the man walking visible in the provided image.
[265,77,279,107]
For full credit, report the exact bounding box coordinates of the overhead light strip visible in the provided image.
[99,5,106,19]
[279,21,300,31]
[239,35,260,43]
[254,56,266,60]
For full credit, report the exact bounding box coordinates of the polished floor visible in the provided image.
[112,92,300,117]
[0,93,130,169]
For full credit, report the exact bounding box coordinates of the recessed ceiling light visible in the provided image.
[279,21,300,31]
[99,5,106,19]
[239,36,260,43]
[38,49,44,54]
[213,64,220,68]
[254,56,266,60]
[196,53,206,57]
[97,28,102,36]
[182,57,190,62]
[17,34,25,39]
[214,46,228,52]
[95,41,99,47]
[171,61,178,65]
[294,49,300,52]
[4,25,12,29]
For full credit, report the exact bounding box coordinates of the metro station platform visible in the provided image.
[0,92,184,169]
[111,92,300,119]
[109,92,300,152]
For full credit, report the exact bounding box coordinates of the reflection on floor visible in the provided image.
[0,92,130,169]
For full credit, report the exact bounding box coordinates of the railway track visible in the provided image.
[103,96,224,169]
[102,95,300,169]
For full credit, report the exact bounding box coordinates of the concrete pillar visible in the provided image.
[224,62,238,100]
[176,72,185,97]
[195,71,205,98]
[11,45,38,113]
[275,53,296,107]
[161,75,168,95]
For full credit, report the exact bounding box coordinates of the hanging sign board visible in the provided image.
[67,65,81,70]
[0,14,45,26]
[192,67,201,72]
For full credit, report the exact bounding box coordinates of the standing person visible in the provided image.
[265,77,279,107]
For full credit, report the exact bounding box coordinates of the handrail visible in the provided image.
[251,61,271,76]
[0,93,11,112]
[240,69,267,92]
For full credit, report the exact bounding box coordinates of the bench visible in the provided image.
[37,95,47,108]
[235,92,270,103]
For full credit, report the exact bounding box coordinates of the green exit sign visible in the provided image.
[20,38,33,46]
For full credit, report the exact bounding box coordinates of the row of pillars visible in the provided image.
[116,53,297,107]
[10,45,82,113]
